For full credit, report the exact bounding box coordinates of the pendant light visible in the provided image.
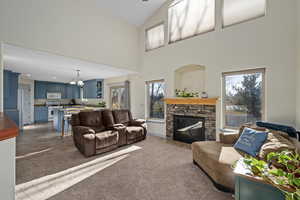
[70,69,84,87]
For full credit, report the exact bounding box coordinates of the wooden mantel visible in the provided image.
[0,113,19,141]
[164,97,219,105]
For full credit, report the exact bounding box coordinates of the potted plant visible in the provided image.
[238,151,300,200]
[175,89,199,98]
[98,101,106,108]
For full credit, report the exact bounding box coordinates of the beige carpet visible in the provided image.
[16,123,233,200]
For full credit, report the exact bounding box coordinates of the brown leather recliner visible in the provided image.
[71,110,119,157]
[71,109,147,157]
[112,110,147,145]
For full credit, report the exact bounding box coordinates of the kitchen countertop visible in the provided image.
[0,112,19,141]
[34,104,105,108]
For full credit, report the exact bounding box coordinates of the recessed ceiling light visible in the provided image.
[52,76,57,79]
[25,73,31,77]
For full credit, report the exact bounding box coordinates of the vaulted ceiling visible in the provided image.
[98,0,167,26]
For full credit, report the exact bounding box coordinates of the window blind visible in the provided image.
[222,0,266,27]
[168,0,215,43]
[145,24,165,51]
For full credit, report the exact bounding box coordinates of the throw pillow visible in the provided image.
[234,128,268,157]
[258,131,296,160]
[238,124,269,137]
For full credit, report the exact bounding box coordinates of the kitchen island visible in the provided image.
[53,106,105,137]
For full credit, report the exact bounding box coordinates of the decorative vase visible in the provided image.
[201,92,208,98]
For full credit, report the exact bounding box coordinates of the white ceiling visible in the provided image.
[98,0,167,26]
[3,44,136,83]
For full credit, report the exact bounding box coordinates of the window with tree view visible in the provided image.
[110,86,126,109]
[223,69,265,128]
[147,80,165,119]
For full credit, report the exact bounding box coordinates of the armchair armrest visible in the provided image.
[113,124,126,128]
[72,126,95,136]
[130,119,146,126]
[113,124,126,131]
[219,132,239,144]
[112,124,127,146]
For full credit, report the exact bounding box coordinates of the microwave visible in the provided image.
[47,93,61,99]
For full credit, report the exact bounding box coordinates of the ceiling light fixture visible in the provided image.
[70,69,84,87]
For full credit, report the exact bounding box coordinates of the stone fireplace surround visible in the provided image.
[165,99,217,141]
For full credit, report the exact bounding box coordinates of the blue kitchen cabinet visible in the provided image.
[51,83,66,98]
[83,79,103,99]
[47,82,61,94]
[34,106,48,123]
[4,70,19,110]
[66,85,80,99]
[60,83,68,98]
[4,70,19,125]
[34,81,48,99]
[35,81,69,99]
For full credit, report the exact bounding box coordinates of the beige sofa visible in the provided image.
[192,123,300,193]
[192,132,241,193]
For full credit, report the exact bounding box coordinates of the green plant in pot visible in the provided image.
[175,89,199,98]
[240,151,300,200]
[98,101,106,108]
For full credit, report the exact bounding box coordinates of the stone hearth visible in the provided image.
[166,103,217,141]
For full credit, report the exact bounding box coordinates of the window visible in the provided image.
[222,68,265,128]
[168,0,215,43]
[146,80,165,119]
[222,0,266,28]
[145,23,165,51]
[110,86,126,109]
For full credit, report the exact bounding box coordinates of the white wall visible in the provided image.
[0,139,16,200]
[137,0,298,136]
[0,0,139,71]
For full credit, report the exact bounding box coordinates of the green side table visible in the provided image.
[234,160,285,200]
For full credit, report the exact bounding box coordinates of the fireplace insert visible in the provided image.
[173,115,205,144]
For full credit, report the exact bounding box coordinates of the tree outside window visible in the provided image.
[147,80,165,119]
[223,69,265,128]
[110,86,126,109]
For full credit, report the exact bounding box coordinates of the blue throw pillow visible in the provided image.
[234,128,268,157]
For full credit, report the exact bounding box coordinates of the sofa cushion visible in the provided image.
[126,126,145,140]
[234,128,268,157]
[95,131,118,149]
[259,131,296,160]
[113,110,131,126]
[192,141,242,190]
[79,111,105,133]
[102,109,115,128]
